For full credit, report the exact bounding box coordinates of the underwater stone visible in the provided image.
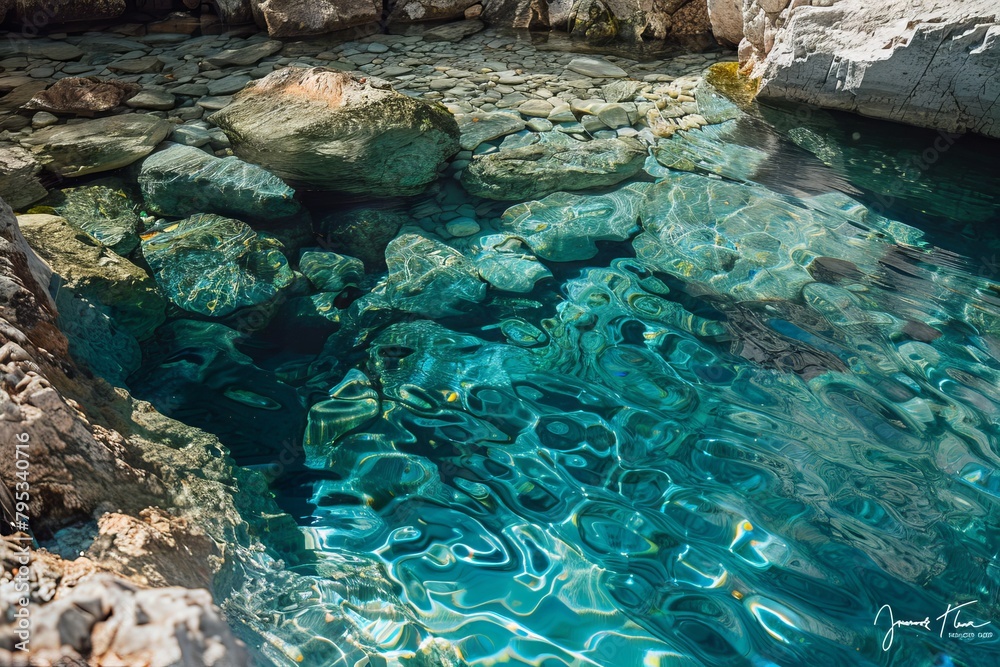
[501,182,649,261]
[457,112,527,151]
[54,289,141,385]
[304,369,381,469]
[465,233,552,293]
[138,144,300,220]
[278,292,343,328]
[211,67,460,196]
[299,249,364,294]
[461,135,646,200]
[141,214,294,317]
[652,119,769,182]
[43,177,141,255]
[634,172,923,303]
[318,207,409,272]
[364,233,487,317]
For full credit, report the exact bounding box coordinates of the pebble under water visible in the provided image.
[129,89,1000,667]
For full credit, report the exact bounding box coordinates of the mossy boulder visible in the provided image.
[211,67,460,196]
[17,213,165,341]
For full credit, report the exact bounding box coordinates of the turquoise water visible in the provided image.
[130,94,1000,666]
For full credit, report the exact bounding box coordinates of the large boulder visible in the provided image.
[706,0,743,47]
[210,0,255,24]
[250,0,381,37]
[719,0,1000,139]
[138,144,300,220]
[22,114,172,178]
[461,134,646,200]
[211,67,460,196]
[481,0,562,30]
[12,0,125,24]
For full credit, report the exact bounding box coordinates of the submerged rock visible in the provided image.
[457,111,526,150]
[299,249,364,293]
[423,19,486,42]
[304,369,380,468]
[364,233,486,317]
[501,182,649,261]
[462,134,645,200]
[43,178,142,255]
[318,207,408,271]
[138,144,300,220]
[22,77,141,116]
[465,233,552,293]
[141,214,294,317]
[212,68,460,195]
[23,114,172,177]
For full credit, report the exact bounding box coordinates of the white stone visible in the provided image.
[745,0,1000,138]
[566,57,628,78]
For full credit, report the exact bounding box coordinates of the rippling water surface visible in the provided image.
[132,83,1000,667]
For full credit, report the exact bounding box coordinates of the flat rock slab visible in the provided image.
[207,74,252,96]
[108,55,164,74]
[0,40,83,61]
[424,20,485,43]
[566,57,628,78]
[462,135,646,200]
[0,81,49,111]
[23,113,172,177]
[206,40,284,67]
[138,143,300,220]
[197,95,232,110]
[457,112,526,150]
[125,89,176,111]
[76,35,150,54]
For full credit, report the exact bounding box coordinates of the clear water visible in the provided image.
[130,89,1000,666]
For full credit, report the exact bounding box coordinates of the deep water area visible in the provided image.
[126,87,1000,667]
